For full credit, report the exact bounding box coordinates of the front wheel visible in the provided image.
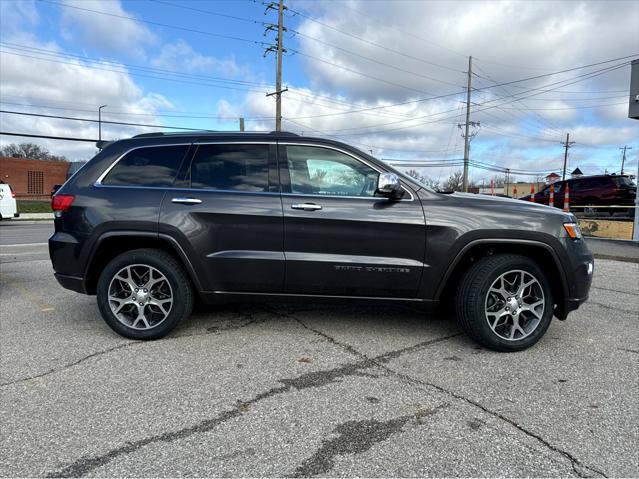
[96,248,194,340]
[455,254,553,352]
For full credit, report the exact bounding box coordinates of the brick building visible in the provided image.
[0,157,70,200]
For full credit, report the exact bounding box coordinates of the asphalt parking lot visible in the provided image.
[1,223,638,477]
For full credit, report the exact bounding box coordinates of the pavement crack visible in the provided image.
[591,286,638,295]
[285,313,606,478]
[0,342,139,388]
[617,347,639,354]
[377,366,608,478]
[586,301,637,315]
[45,314,458,477]
[290,406,447,478]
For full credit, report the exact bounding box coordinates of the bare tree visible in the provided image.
[0,143,67,162]
[404,169,425,183]
[443,170,465,192]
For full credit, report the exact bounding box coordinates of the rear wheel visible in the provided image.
[455,254,553,352]
[97,248,194,340]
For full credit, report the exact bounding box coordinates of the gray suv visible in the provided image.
[49,131,593,351]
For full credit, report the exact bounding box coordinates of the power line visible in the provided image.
[0,132,98,142]
[41,0,269,46]
[285,4,466,71]
[330,61,631,136]
[154,0,466,87]
[288,28,465,88]
[0,109,217,131]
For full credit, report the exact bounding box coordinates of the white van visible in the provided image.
[0,183,19,220]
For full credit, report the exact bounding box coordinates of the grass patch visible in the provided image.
[17,200,51,213]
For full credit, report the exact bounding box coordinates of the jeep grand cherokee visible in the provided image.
[49,132,593,351]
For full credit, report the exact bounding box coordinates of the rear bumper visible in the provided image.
[54,273,87,294]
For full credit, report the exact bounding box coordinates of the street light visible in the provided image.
[98,104,107,142]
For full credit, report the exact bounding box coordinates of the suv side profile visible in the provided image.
[50,132,593,351]
[521,175,637,214]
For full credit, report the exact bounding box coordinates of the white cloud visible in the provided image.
[60,0,156,59]
[0,41,173,160]
[0,0,39,36]
[151,40,246,77]
[213,0,639,180]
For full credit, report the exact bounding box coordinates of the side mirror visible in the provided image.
[377,172,402,198]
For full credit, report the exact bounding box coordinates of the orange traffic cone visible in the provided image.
[563,183,570,212]
[549,183,555,208]
[530,184,535,202]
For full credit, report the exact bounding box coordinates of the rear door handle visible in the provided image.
[172,197,202,205]
[291,203,322,211]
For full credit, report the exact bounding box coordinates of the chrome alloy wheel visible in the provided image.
[108,264,173,330]
[484,270,545,341]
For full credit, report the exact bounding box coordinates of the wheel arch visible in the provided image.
[84,232,203,295]
[436,239,569,317]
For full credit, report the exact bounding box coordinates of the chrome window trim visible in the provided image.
[94,184,281,196]
[94,140,415,201]
[278,142,415,201]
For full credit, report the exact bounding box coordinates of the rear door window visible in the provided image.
[102,145,188,187]
[189,144,269,192]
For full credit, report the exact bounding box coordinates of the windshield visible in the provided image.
[614,176,636,187]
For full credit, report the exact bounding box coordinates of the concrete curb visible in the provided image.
[17,213,55,220]
[592,253,639,264]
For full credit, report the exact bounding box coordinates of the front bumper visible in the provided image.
[556,238,594,319]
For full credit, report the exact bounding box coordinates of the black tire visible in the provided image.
[96,248,194,340]
[455,254,553,352]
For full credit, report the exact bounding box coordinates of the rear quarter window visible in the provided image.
[102,145,188,187]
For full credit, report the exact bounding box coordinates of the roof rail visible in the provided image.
[131,130,300,139]
[132,132,166,138]
[269,131,299,136]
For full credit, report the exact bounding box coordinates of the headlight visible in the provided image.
[563,222,583,240]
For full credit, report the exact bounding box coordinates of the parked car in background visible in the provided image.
[520,175,637,214]
[0,182,19,220]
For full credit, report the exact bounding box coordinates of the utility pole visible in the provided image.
[620,145,632,175]
[462,56,472,192]
[505,168,510,197]
[239,117,245,132]
[264,0,287,131]
[98,104,107,142]
[561,133,575,181]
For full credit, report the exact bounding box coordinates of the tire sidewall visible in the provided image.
[471,257,553,352]
[97,250,190,340]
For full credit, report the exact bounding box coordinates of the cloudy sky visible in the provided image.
[0,0,638,184]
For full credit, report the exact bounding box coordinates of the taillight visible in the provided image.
[51,194,75,212]
[11,190,15,198]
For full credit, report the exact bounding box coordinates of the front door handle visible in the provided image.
[291,203,322,211]
[172,197,202,205]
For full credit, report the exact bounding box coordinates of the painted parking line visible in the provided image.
[0,243,48,248]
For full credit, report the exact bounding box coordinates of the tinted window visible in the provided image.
[614,176,635,187]
[286,145,378,197]
[190,144,269,191]
[103,145,187,187]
